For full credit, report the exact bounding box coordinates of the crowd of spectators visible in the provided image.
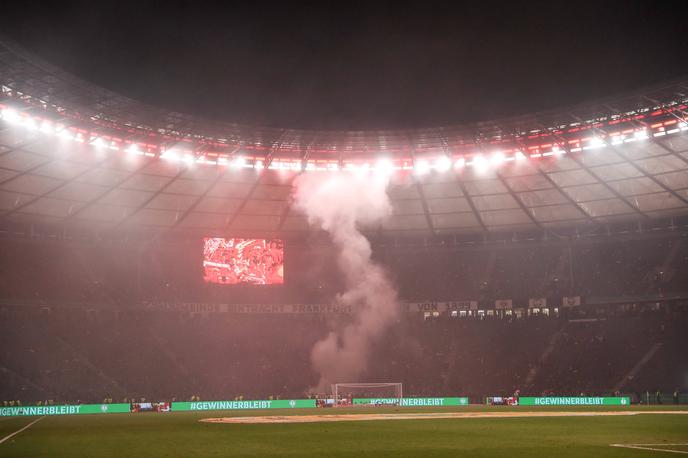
[1,305,685,404]
[0,234,686,305]
[381,235,687,302]
[0,233,687,404]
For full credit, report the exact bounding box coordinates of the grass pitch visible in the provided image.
[1,405,687,457]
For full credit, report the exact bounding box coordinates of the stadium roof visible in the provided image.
[1,39,688,239]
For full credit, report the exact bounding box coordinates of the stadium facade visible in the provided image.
[0,38,687,242]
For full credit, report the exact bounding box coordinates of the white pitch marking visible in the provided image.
[610,444,688,454]
[0,416,45,445]
[201,410,688,425]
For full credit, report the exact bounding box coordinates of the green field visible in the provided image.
[1,405,687,457]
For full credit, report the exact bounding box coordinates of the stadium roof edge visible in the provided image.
[1,36,687,157]
[1,36,688,238]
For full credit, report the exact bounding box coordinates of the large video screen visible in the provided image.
[203,238,284,285]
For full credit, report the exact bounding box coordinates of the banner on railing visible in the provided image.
[562,296,582,307]
[0,403,130,417]
[494,299,513,310]
[142,302,354,314]
[406,302,479,313]
[171,399,316,412]
[528,298,547,308]
[518,396,630,406]
[352,397,469,407]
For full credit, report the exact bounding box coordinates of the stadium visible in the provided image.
[1,4,688,456]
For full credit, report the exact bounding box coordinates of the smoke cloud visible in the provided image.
[293,172,399,391]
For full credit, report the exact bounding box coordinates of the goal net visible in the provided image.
[332,382,403,407]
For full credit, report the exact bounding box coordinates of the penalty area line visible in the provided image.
[610,444,688,454]
[0,416,45,445]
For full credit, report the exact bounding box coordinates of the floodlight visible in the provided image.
[40,121,54,134]
[58,128,74,140]
[376,158,394,175]
[126,144,140,155]
[24,117,38,130]
[472,154,488,173]
[0,108,19,123]
[434,156,452,172]
[161,150,179,162]
[414,159,430,175]
[90,137,105,148]
[588,137,605,149]
[491,152,505,165]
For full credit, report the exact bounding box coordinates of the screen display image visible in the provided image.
[203,238,284,285]
[486,396,519,406]
[130,402,171,413]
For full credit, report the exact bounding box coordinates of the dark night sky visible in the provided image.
[1,1,687,130]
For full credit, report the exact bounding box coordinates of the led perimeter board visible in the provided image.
[203,238,284,285]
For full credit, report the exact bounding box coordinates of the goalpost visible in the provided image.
[332,382,403,407]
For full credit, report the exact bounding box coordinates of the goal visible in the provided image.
[332,382,403,407]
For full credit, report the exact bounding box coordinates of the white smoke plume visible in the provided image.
[293,171,399,391]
